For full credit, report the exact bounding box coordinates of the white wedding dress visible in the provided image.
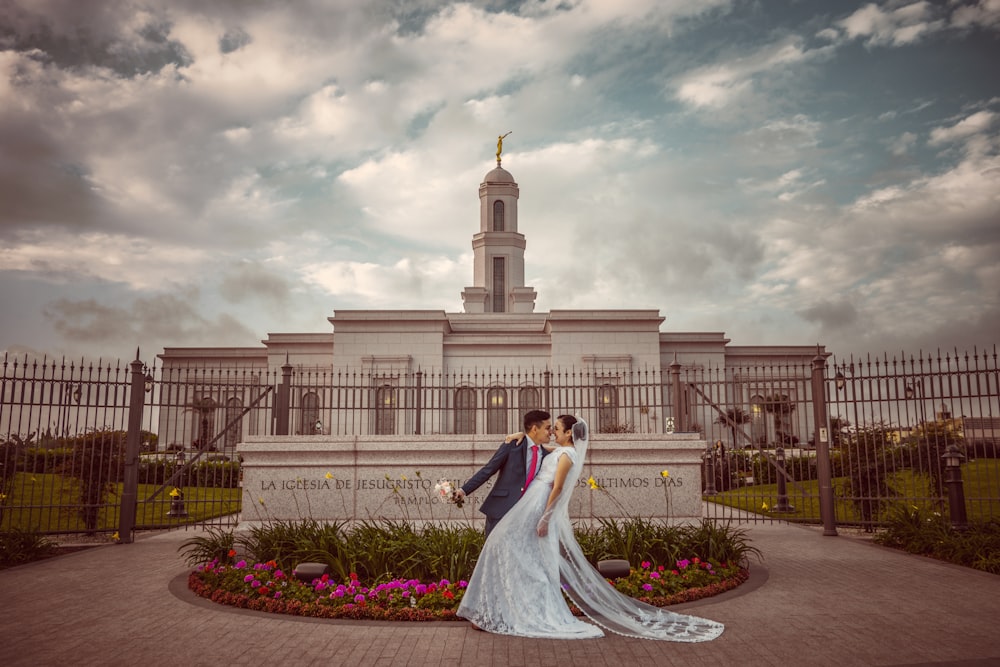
[458,445,603,638]
[458,420,725,642]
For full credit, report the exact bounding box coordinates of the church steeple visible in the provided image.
[462,155,537,314]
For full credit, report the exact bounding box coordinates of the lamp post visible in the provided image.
[773,446,794,512]
[942,444,968,531]
[702,442,717,496]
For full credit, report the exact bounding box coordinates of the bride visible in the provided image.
[457,415,724,641]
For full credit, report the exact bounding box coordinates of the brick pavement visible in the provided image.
[3,522,1000,667]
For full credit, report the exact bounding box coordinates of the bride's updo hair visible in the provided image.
[557,414,578,442]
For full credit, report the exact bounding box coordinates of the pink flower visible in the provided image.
[650,572,661,579]
[640,561,651,569]
[642,584,653,591]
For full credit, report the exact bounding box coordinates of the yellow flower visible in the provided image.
[761,501,769,511]
[169,488,180,498]
[325,472,334,479]
[660,469,670,478]
[587,476,600,490]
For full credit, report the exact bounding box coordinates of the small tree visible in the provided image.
[54,429,125,533]
[714,408,751,450]
[902,421,964,503]
[761,394,796,445]
[842,424,901,530]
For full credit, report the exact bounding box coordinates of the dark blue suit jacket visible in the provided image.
[462,436,548,533]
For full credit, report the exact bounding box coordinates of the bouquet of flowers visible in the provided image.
[434,479,464,508]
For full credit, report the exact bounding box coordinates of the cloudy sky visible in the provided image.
[1,0,998,366]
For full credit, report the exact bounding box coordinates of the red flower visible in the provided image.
[227,549,237,558]
[443,590,454,599]
[349,572,358,581]
[321,573,330,582]
[693,557,701,564]
[427,583,437,593]
[259,587,270,596]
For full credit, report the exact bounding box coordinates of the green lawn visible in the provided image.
[0,472,241,533]
[706,459,1000,525]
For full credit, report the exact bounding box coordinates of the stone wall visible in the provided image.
[237,433,707,529]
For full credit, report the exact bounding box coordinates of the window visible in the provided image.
[487,387,508,434]
[455,387,476,434]
[750,396,766,446]
[492,257,505,312]
[192,396,216,450]
[597,384,618,433]
[493,200,504,231]
[302,392,320,435]
[224,397,243,449]
[375,384,396,435]
[518,386,540,414]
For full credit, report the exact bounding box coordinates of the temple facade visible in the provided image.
[158,162,824,447]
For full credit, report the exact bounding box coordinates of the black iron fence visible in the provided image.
[2,347,997,537]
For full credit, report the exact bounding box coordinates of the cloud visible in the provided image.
[43,293,258,348]
[837,2,944,47]
[928,110,996,146]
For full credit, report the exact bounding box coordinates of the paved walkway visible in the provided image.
[4,523,1000,667]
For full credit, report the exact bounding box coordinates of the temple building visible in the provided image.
[158,159,824,446]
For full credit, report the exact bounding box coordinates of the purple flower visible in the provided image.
[459,580,468,588]
[414,584,427,595]
[676,559,691,570]
[244,574,255,583]
[439,579,451,587]
[251,580,261,588]
[354,594,365,603]
[650,572,661,579]
[274,592,282,599]
[234,560,247,569]
[642,584,653,591]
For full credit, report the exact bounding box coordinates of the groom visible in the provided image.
[456,409,552,536]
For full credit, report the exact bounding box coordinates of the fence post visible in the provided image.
[414,370,423,435]
[811,350,838,536]
[670,355,685,432]
[275,357,292,435]
[118,352,146,544]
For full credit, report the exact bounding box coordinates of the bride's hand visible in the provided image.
[536,515,549,537]
[505,431,525,443]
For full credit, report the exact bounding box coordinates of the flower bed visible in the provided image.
[188,555,748,622]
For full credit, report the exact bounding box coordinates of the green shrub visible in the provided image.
[0,528,57,568]
[874,507,1000,575]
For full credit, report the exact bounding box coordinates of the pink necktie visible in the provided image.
[523,444,539,494]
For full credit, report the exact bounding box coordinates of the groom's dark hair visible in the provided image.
[523,409,550,432]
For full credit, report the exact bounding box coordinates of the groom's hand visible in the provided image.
[454,488,466,502]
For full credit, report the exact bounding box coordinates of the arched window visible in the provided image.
[455,387,476,434]
[492,257,506,312]
[750,395,766,447]
[487,387,508,434]
[518,386,540,414]
[224,397,243,449]
[597,384,618,433]
[192,396,216,450]
[493,200,504,231]
[375,384,396,435]
[302,392,320,435]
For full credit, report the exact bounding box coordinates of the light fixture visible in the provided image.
[835,372,846,391]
